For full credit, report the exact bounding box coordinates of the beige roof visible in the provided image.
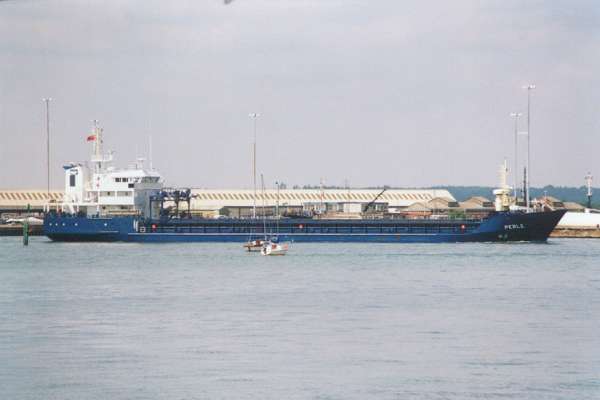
[466,196,493,206]
[460,197,494,210]
[427,197,457,209]
[542,195,562,203]
[189,189,456,208]
[563,201,586,211]
[0,190,63,209]
[403,202,432,212]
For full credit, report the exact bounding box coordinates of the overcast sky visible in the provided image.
[1,0,599,190]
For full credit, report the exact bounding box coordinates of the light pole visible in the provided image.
[42,98,52,200]
[510,112,522,200]
[522,84,535,211]
[249,113,260,218]
[275,181,280,219]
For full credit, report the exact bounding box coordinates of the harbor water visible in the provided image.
[1,237,599,399]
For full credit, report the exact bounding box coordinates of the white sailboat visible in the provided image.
[243,113,264,252]
[259,174,289,256]
[261,241,289,256]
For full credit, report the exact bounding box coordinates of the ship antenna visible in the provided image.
[585,172,593,209]
[149,135,153,170]
[91,119,104,173]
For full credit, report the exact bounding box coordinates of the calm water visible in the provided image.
[1,237,599,400]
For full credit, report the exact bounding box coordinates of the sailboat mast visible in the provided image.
[249,113,260,219]
[261,174,266,240]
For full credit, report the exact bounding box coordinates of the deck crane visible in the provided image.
[363,187,388,214]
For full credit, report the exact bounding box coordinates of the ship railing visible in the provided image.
[137,219,480,235]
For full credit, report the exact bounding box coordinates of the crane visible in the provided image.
[363,187,388,213]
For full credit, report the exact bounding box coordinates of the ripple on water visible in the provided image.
[0,237,599,400]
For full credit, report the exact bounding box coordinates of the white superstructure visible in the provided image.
[58,122,163,216]
[493,160,512,211]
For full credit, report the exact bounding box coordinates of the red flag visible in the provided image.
[86,134,96,142]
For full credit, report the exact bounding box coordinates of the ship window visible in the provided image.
[70,174,76,187]
[115,178,121,182]
[128,183,134,188]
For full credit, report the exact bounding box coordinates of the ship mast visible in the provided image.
[91,120,105,174]
[493,160,511,212]
[249,113,260,219]
[585,172,593,209]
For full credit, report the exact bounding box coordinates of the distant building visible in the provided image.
[1,188,455,217]
[187,188,455,217]
[0,190,62,212]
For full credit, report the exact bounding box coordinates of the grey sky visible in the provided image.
[1,0,599,190]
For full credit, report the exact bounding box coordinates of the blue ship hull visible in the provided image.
[44,210,566,243]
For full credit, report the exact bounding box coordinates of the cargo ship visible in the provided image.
[44,124,565,243]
